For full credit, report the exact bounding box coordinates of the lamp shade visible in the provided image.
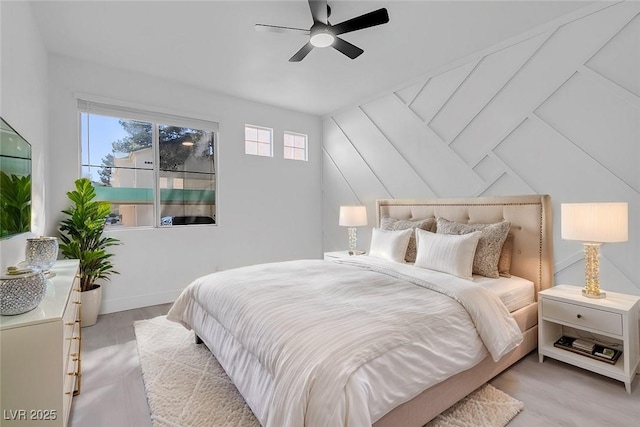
[339,205,368,227]
[561,202,628,243]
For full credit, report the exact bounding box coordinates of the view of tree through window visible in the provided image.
[80,110,216,228]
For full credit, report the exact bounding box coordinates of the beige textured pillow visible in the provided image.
[380,216,436,263]
[414,229,482,280]
[436,217,511,278]
[498,233,514,278]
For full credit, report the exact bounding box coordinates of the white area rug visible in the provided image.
[135,316,523,427]
[426,382,524,427]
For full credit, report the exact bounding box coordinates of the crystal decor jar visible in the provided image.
[25,236,59,273]
[0,267,47,315]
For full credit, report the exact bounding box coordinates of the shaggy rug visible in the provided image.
[134,316,523,427]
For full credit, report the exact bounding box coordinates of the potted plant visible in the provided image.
[59,178,121,327]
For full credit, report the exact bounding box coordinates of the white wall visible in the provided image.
[0,1,48,269]
[323,2,640,296]
[47,55,322,313]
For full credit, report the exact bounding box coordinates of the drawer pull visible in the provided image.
[74,301,82,305]
[66,336,81,341]
[70,353,78,357]
[67,372,78,376]
[577,314,583,319]
[65,322,74,326]
[65,392,72,395]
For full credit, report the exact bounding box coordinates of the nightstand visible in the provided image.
[538,285,640,393]
[323,251,365,260]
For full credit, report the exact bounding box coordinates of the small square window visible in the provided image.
[245,125,273,157]
[284,131,308,161]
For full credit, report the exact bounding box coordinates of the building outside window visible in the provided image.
[284,131,308,161]
[245,124,273,157]
[78,100,217,228]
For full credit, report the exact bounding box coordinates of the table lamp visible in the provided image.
[561,202,628,298]
[339,205,368,255]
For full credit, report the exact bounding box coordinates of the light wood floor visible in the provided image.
[70,304,640,427]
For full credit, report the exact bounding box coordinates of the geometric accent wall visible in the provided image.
[323,2,640,295]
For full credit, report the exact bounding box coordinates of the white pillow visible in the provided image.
[369,228,413,263]
[414,228,482,279]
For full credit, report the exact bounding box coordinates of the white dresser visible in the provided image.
[1,260,81,426]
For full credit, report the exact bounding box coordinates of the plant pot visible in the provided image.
[81,285,102,327]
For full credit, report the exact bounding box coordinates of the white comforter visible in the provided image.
[168,256,522,427]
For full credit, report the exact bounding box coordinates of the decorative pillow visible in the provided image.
[414,229,482,279]
[436,217,511,279]
[368,228,413,263]
[380,216,436,263]
[498,233,514,278]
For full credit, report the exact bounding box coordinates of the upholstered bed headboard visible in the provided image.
[376,195,554,298]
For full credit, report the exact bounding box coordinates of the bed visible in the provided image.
[167,194,554,427]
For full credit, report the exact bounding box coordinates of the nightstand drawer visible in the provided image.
[542,298,622,336]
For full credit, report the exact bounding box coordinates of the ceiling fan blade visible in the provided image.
[255,24,310,35]
[332,37,364,60]
[308,0,328,24]
[331,8,389,35]
[289,42,315,62]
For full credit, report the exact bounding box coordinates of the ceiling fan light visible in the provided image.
[310,32,335,48]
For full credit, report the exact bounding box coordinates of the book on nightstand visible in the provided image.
[553,336,622,365]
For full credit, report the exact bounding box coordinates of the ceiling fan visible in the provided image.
[255,0,390,62]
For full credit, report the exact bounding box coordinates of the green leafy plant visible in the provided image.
[0,171,31,238]
[59,178,121,292]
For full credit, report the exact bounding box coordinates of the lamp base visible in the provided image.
[582,242,606,299]
[582,289,606,299]
[347,227,358,254]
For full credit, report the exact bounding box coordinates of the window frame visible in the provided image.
[283,131,308,161]
[77,98,219,229]
[244,124,273,157]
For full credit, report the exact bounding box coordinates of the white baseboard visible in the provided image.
[100,288,184,314]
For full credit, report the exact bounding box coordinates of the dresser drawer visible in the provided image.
[62,291,79,328]
[63,356,79,395]
[62,296,80,365]
[62,356,79,424]
[64,321,80,366]
[542,298,623,335]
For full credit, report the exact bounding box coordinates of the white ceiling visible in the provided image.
[30,1,592,116]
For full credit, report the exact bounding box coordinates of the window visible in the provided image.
[78,100,217,228]
[245,124,272,157]
[284,131,308,161]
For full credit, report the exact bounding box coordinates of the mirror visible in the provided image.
[0,118,32,239]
